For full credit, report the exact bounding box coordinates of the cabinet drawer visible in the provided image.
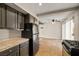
[0,45,19,56]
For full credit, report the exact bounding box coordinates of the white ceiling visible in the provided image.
[18,3,79,15]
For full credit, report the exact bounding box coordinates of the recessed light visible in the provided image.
[39,3,42,6]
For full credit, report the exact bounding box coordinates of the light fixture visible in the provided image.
[52,19,61,24]
[52,19,55,22]
[52,19,60,22]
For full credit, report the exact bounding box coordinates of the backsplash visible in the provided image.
[0,29,21,40]
[0,29,9,40]
[9,29,21,38]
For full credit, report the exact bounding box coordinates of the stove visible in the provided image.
[62,40,79,56]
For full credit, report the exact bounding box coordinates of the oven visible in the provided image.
[62,45,70,56]
[62,40,79,56]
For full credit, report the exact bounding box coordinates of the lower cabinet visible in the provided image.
[0,41,29,56]
[8,50,19,56]
[19,42,29,56]
[0,45,19,56]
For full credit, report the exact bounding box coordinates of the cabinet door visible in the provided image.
[0,4,6,28]
[17,12,22,29]
[24,14,30,23]
[20,14,24,29]
[6,6,17,29]
[17,13,24,29]
[20,42,29,56]
[29,15,34,23]
[8,50,19,56]
[8,45,19,56]
[0,45,19,56]
[17,12,21,29]
[20,46,28,56]
[0,5,2,28]
[1,5,6,28]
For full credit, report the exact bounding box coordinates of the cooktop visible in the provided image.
[64,40,79,48]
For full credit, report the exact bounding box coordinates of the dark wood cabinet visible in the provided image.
[8,48,19,56]
[8,51,19,56]
[0,5,2,28]
[0,45,19,56]
[24,14,34,23]
[17,12,24,29]
[24,14,38,25]
[19,41,29,56]
[6,6,25,29]
[0,4,25,29]
[20,14,24,29]
[0,4,38,30]
[0,41,29,56]
[0,4,6,28]
[6,6,17,29]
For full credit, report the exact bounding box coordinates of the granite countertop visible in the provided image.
[0,37,29,52]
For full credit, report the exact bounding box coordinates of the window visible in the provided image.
[62,17,74,40]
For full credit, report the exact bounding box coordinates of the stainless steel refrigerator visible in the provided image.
[21,23,39,56]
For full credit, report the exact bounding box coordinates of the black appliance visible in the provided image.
[62,40,79,56]
[21,23,39,56]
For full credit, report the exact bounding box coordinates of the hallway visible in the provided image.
[36,38,62,56]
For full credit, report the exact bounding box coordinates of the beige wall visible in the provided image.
[39,9,79,40]
[39,22,62,39]
[38,12,67,39]
[9,29,21,38]
[0,29,9,40]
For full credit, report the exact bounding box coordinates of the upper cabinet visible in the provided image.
[24,14,38,25]
[17,12,24,29]
[0,4,25,30]
[0,5,2,28]
[0,4,38,30]
[29,15,35,23]
[6,6,17,29]
[0,4,6,28]
[6,6,25,30]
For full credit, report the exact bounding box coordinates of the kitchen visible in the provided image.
[0,3,79,56]
[0,3,39,56]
